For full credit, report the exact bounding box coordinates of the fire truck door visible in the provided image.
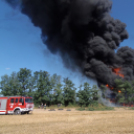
[14,98,19,107]
[8,98,15,111]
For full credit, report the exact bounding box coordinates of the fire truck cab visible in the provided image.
[0,96,34,115]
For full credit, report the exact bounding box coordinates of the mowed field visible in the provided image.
[0,108,134,134]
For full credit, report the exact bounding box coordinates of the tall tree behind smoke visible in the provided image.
[5,0,134,87]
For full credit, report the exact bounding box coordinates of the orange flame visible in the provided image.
[105,68,124,90]
[118,90,121,93]
[112,68,124,78]
[106,84,113,89]
[131,105,134,107]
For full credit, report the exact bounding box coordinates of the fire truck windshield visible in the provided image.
[25,98,33,103]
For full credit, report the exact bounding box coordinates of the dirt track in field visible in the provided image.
[0,108,134,134]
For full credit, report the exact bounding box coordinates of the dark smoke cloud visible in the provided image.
[6,0,134,87]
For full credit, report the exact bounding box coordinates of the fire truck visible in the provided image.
[0,96,34,115]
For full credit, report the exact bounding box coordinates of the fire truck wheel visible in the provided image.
[14,110,21,115]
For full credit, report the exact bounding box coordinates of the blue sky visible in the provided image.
[111,0,134,49]
[0,0,134,88]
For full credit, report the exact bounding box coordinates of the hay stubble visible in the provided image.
[0,109,134,134]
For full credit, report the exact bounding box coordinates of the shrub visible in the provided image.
[129,107,134,110]
[76,107,85,111]
[88,107,94,111]
[87,103,114,111]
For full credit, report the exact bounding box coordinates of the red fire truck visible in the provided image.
[0,96,34,115]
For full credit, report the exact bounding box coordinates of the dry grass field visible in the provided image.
[0,108,134,134]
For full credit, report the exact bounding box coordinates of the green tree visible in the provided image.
[0,72,20,96]
[91,85,99,101]
[50,74,63,105]
[77,82,93,107]
[100,85,107,99]
[17,68,32,96]
[0,74,12,96]
[77,84,85,106]
[9,72,21,95]
[54,83,63,104]
[27,75,37,97]
[50,73,61,88]
[63,78,76,106]
[34,71,52,106]
[115,79,134,105]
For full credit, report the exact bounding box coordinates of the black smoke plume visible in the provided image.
[5,0,134,88]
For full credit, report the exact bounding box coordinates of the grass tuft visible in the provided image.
[76,107,85,111]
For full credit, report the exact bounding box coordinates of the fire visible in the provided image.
[105,67,124,90]
[112,68,124,78]
[106,84,113,89]
[118,90,121,93]
[122,103,134,107]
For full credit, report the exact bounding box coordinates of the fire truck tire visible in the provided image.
[14,110,21,115]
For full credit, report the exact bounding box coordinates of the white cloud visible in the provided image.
[5,68,10,70]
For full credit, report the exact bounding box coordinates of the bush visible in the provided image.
[87,103,114,111]
[67,103,79,108]
[92,102,99,107]
[88,102,99,107]
[88,107,94,111]
[129,107,134,110]
[103,107,114,110]
[76,107,85,111]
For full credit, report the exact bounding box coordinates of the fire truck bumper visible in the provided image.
[21,108,33,112]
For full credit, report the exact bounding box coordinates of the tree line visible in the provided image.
[0,68,99,107]
[1,68,133,106]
